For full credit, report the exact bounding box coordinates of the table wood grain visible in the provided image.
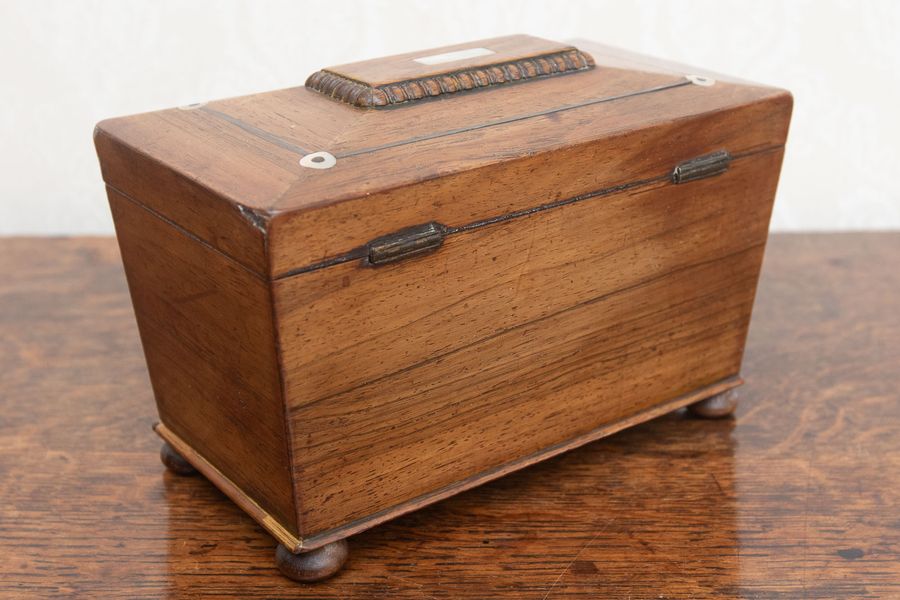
[1,233,898,599]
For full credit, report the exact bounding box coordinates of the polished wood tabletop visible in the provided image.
[1,233,898,599]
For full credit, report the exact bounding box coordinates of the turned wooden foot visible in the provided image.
[688,389,738,419]
[275,540,349,583]
[160,442,197,475]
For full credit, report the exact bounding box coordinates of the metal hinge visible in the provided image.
[366,222,447,265]
[672,150,732,184]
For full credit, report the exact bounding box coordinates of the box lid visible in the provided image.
[95,35,791,279]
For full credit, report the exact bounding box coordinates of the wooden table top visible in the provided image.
[1,233,898,599]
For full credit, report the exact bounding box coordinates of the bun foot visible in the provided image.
[688,389,738,419]
[160,442,197,475]
[276,540,349,583]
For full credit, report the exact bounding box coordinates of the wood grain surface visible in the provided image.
[108,189,298,536]
[97,36,792,551]
[93,39,791,277]
[276,149,781,537]
[1,233,898,598]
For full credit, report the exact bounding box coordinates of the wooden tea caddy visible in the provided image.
[94,35,792,582]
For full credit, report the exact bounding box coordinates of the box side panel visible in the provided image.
[275,147,784,536]
[107,189,297,535]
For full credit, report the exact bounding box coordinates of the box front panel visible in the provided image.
[274,147,784,537]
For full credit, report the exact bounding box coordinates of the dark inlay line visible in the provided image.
[446,175,668,235]
[199,79,691,163]
[289,242,764,413]
[286,184,765,390]
[334,79,693,159]
[199,106,311,156]
[274,174,668,280]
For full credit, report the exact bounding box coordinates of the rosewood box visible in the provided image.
[94,35,792,582]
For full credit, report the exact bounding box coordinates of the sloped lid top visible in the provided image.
[95,35,791,278]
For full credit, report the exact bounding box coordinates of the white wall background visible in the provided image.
[1,0,898,235]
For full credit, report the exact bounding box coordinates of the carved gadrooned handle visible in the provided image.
[305,35,595,109]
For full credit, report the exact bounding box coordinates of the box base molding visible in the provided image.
[154,374,743,557]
